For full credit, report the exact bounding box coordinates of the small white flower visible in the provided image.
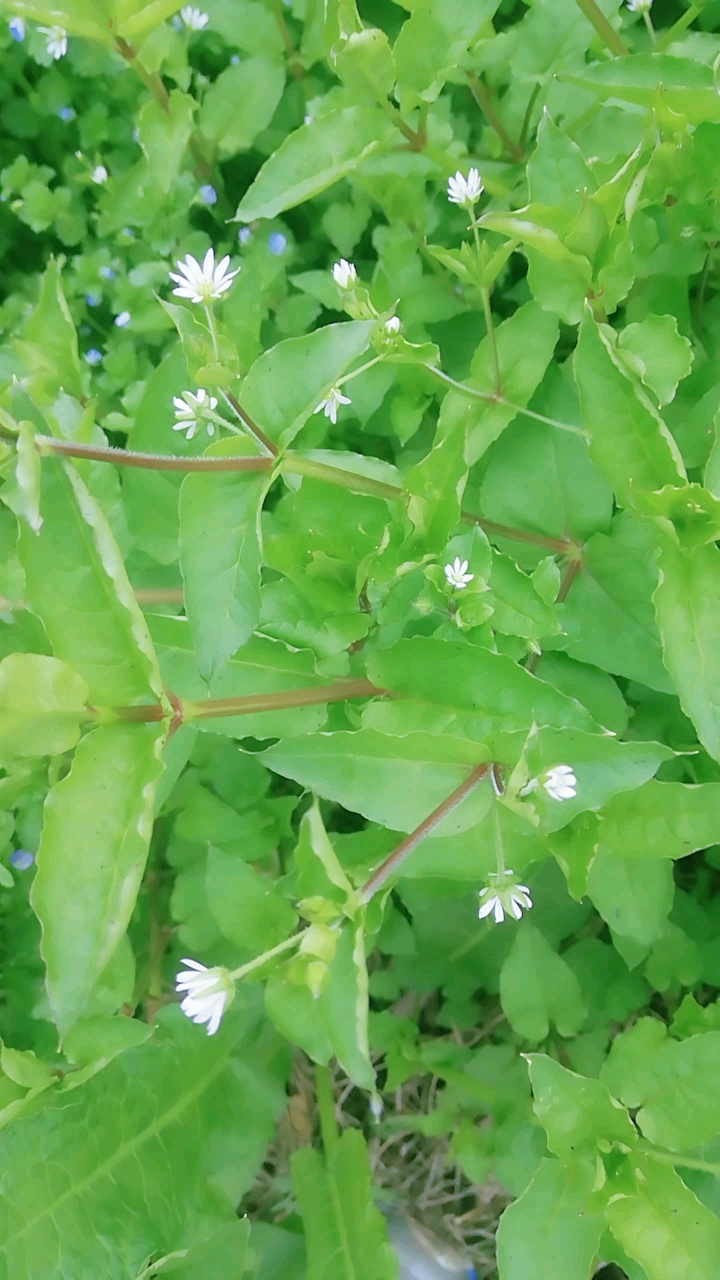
[447,167,483,208]
[314,386,351,425]
[172,388,218,440]
[332,259,357,290]
[180,5,209,29]
[444,557,474,590]
[543,764,577,802]
[626,0,652,11]
[385,316,401,334]
[114,311,131,328]
[169,248,239,305]
[478,871,532,924]
[38,25,67,59]
[91,165,108,185]
[175,959,234,1035]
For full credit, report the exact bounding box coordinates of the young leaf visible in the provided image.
[291,1129,396,1280]
[179,444,270,682]
[496,1158,604,1280]
[13,259,83,402]
[526,1054,636,1161]
[31,723,165,1036]
[19,455,165,707]
[198,57,285,157]
[393,0,500,111]
[654,536,720,761]
[0,653,89,763]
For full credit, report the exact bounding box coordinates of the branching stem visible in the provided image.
[572,0,629,55]
[466,73,523,162]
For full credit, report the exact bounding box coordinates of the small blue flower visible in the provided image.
[9,850,34,870]
[85,293,102,308]
[199,183,217,205]
[85,348,103,365]
[268,231,287,256]
[114,311,131,328]
[99,265,115,280]
[237,226,252,244]
[8,17,25,41]
[57,105,75,122]
[230,54,240,65]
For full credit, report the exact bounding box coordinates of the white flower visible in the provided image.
[626,0,652,11]
[385,316,401,334]
[172,388,218,440]
[114,311,131,328]
[332,259,357,290]
[543,764,577,802]
[175,959,234,1035]
[444,557,474,590]
[180,5,209,28]
[169,248,239,305]
[478,871,532,924]
[38,25,67,59]
[91,165,108,185]
[447,167,483,208]
[314,386,351,425]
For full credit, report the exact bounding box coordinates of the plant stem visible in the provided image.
[204,302,220,361]
[337,355,384,387]
[29,434,274,472]
[643,1147,720,1177]
[422,366,585,436]
[572,0,629,55]
[656,3,701,51]
[281,453,401,502]
[518,84,542,154]
[643,9,656,43]
[359,762,490,902]
[221,390,278,457]
[480,287,502,395]
[315,1063,339,1158]
[466,73,523,162]
[184,678,385,721]
[115,38,171,113]
[229,930,304,981]
[490,764,506,876]
[134,588,184,605]
[379,98,423,150]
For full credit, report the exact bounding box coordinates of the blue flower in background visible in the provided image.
[85,293,102,308]
[199,183,217,205]
[8,17,25,40]
[57,106,75,122]
[238,226,252,244]
[99,265,115,280]
[268,231,287,256]
[85,348,103,365]
[9,850,34,870]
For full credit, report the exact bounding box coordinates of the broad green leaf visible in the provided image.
[0,1004,287,1278]
[318,922,375,1092]
[617,314,693,408]
[264,729,492,835]
[567,55,720,124]
[393,0,500,111]
[264,976,332,1064]
[401,419,467,552]
[291,1129,397,1280]
[137,91,195,195]
[235,106,393,222]
[0,0,111,39]
[527,111,596,210]
[123,345,190,564]
[148,617,330,738]
[477,210,592,325]
[437,301,559,465]
[19,455,165,707]
[605,1157,720,1280]
[179,444,269,682]
[604,1021,720,1151]
[332,28,396,105]
[526,1055,635,1161]
[0,654,88,762]
[597,781,720,859]
[238,321,375,448]
[14,259,83,402]
[367,637,598,734]
[199,57,285,156]
[14,421,42,533]
[587,858,674,947]
[499,923,587,1043]
[206,846,298,956]
[654,536,720,761]
[573,308,686,508]
[114,0,185,38]
[496,1158,604,1280]
[298,798,354,901]
[488,551,560,639]
[31,723,165,1036]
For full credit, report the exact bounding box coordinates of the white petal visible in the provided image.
[493,899,505,923]
[205,994,226,1035]
[509,897,523,920]
[179,958,208,972]
[202,248,215,277]
[478,895,497,919]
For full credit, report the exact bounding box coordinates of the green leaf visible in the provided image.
[18,455,165,708]
[122,344,190,564]
[179,445,269,682]
[393,0,500,112]
[14,421,42,533]
[332,28,396,105]
[366,637,598,734]
[499,923,587,1043]
[137,90,195,194]
[566,55,720,124]
[235,106,393,222]
[616,314,693,408]
[1,0,112,39]
[238,321,375,449]
[654,536,720,761]
[264,976,332,1064]
[604,1022,720,1152]
[318,922,375,1092]
[264,729,492,835]
[526,1055,636,1161]
[0,653,89,762]
[0,1004,287,1278]
[587,858,674,947]
[597,780,720,860]
[298,798,354,902]
[488,551,560,639]
[198,57,285,156]
[496,1158,604,1280]
[605,1157,720,1280]
[573,308,686,508]
[206,846,298,956]
[527,111,596,210]
[477,209,592,325]
[14,259,83,402]
[437,301,559,465]
[291,1129,396,1279]
[401,419,468,552]
[31,723,165,1036]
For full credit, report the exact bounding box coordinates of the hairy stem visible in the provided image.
[466,73,523,162]
[30,434,274,472]
[221,390,278,456]
[184,679,385,721]
[422,366,585,436]
[572,0,628,55]
[480,287,502,395]
[359,762,491,902]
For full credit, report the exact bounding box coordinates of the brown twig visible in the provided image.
[110,678,385,725]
